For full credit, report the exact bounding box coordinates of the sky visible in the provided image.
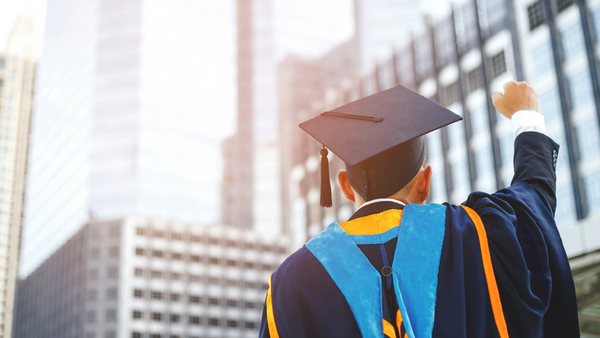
[0,0,46,53]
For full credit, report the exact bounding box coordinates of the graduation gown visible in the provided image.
[259,132,579,338]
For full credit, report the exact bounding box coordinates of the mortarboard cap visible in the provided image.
[299,84,462,206]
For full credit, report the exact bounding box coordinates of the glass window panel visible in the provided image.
[569,69,593,111]
[469,105,489,136]
[448,123,465,150]
[555,183,576,225]
[575,116,600,161]
[475,144,494,178]
[585,171,600,213]
[593,7,600,42]
[532,41,554,78]
[500,133,514,167]
[527,0,546,31]
[538,86,561,124]
[451,157,470,191]
[562,22,585,61]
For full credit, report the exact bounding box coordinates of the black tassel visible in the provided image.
[320,146,333,207]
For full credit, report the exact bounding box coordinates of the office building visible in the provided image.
[0,13,37,338]
[21,0,237,277]
[13,217,288,338]
[287,0,600,256]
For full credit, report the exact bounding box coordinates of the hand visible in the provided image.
[491,81,538,119]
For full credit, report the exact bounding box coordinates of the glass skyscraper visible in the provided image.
[21,0,236,277]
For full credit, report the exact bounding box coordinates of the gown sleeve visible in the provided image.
[459,132,578,337]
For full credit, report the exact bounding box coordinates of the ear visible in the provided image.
[337,170,356,203]
[418,166,433,202]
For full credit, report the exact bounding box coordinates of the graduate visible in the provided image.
[259,81,579,338]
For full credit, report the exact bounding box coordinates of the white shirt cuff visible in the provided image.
[512,110,547,139]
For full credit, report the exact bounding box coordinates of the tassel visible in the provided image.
[320,146,333,207]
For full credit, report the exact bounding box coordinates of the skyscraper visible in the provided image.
[0,12,38,338]
[21,0,236,277]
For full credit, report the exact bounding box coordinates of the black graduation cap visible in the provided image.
[299,85,462,207]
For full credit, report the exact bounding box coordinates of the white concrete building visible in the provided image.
[13,217,288,338]
[0,12,38,338]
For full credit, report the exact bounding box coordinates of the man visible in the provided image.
[259,82,579,337]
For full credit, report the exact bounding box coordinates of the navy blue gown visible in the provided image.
[259,132,579,338]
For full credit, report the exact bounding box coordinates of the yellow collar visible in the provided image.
[339,209,403,236]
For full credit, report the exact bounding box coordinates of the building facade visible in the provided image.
[21,0,237,277]
[287,0,600,257]
[221,0,255,229]
[13,217,288,338]
[0,13,37,338]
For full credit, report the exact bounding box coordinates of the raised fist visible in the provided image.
[492,81,538,119]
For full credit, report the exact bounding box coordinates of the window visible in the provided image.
[469,105,489,136]
[172,232,183,240]
[151,291,163,300]
[189,316,201,325]
[189,274,201,282]
[132,333,142,338]
[171,293,181,301]
[135,248,144,256]
[245,261,255,269]
[108,266,118,279]
[244,242,254,250]
[475,145,494,179]
[106,309,117,322]
[585,171,600,213]
[109,225,120,237]
[190,255,201,263]
[190,235,201,242]
[90,248,100,259]
[209,297,219,305]
[245,321,256,329]
[226,239,237,247]
[208,277,219,285]
[89,269,98,280]
[227,299,238,307]
[500,133,515,167]
[170,314,180,323]
[171,272,181,280]
[171,252,182,260]
[189,295,201,303]
[562,23,585,61]
[85,288,97,302]
[136,227,145,236]
[527,0,545,30]
[226,279,238,286]
[87,310,96,323]
[557,0,573,12]
[153,230,164,238]
[244,301,256,309]
[107,287,118,300]
[109,246,119,258]
[151,270,162,279]
[538,87,561,124]
[532,41,554,78]
[467,67,483,94]
[594,8,600,42]
[209,318,220,326]
[150,334,161,338]
[569,69,593,111]
[133,289,143,298]
[491,51,507,78]
[152,312,162,321]
[132,310,143,319]
[226,259,237,267]
[209,237,219,245]
[134,268,144,277]
[576,117,600,161]
[556,184,576,225]
[208,257,219,265]
[152,250,163,258]
[227,320,238,328]
[440,82,459,107]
